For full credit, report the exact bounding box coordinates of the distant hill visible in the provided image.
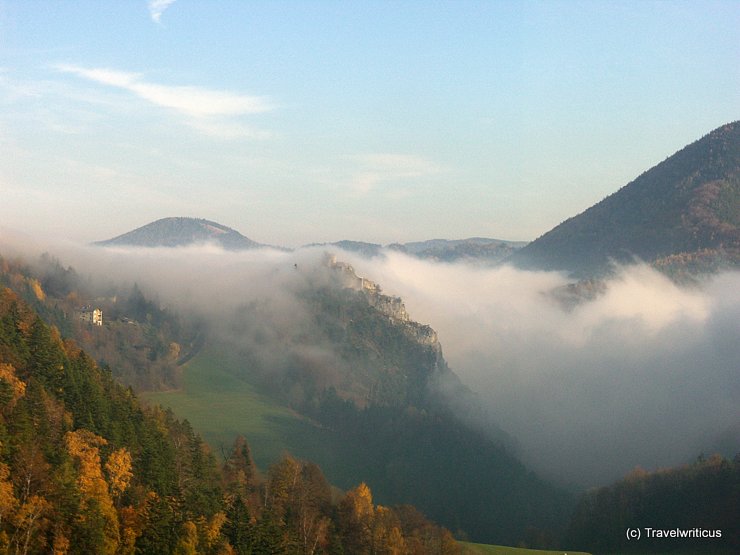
[308,238,526,263]
[98,219,523,263]
[95,217,263,250]
[390,237,527,263]
[511,121,740,277]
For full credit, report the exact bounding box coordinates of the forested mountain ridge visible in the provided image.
[94,217,263,250]
[566,454,740,553]
[0,254,462,554]
[511,121,740,278]
[306,238,526,264]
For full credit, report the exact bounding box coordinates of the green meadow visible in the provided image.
[460,543,590,555]
[141,348,337,471]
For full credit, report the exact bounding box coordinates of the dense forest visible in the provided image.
[0,256,460,554]
[566,455,740,553]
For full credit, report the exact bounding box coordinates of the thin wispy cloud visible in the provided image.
[55,65,271,117]
[55,64,273,138]
[348,153,443,196]
[148,0,177,23]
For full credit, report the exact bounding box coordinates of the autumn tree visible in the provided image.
[370,505,406,555]
[65,429,120,554]
[104,447,133,506]
[0,463,17,550]
[174,520,198,555]
[222,435,257,504]
[11,494,51,555]
[337,482,374,554]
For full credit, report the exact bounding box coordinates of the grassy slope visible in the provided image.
[460,543,734,555]
[460,543,590,555]
[141,347,336,470]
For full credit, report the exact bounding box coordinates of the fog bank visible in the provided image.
[346,251,740,486]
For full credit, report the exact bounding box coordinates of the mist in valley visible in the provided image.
[3,231,738,489]
[346,251,740,487]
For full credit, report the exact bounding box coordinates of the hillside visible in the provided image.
[306,238,526,263]
[2,249,575,547]
[390,238,527,263]
[94,217,262,250]
[511,121,740,277]
[0,253,463,554]
[566,455,739,553]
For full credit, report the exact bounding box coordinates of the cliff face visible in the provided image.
[325,253,439,347]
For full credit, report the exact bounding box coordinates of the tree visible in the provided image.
[12,494,51,555]
[0,463,18,529]
[223,435,257,503]
[65,429,120,554]
[223,495,253,554]
[337,483,374,555]
[135,492,180,555]
[104,447,133,506]
[293,462,331,555]
[174,520,198,555]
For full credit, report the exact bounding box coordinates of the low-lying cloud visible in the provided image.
[345,251,740,487]
[3,232,737,488]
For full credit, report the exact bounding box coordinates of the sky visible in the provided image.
[1,1,738,247]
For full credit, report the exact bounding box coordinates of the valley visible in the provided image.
[0,120,737,553]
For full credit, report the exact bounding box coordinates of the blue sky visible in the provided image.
[1,1,738,246]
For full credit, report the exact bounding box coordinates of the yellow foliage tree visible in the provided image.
[202,511,227,551]
[0,463,18,528]
[51,528,70,555]
[118,505,141,555]
[174,520,198,555]
[104,447,133,504]
[0,363,26,409]
[13,494,51,555]
[338,482,375,554]
[372,505,406,555]
[65,429,120,555]
[27,279,45,301]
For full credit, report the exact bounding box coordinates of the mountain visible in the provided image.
[511,121,740,277]
[175,255,573,545]
[389,237,527,263]
[307,238,526,263]
[94,217,263,250]
[97,217,525,263]
[315,240,384,257]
